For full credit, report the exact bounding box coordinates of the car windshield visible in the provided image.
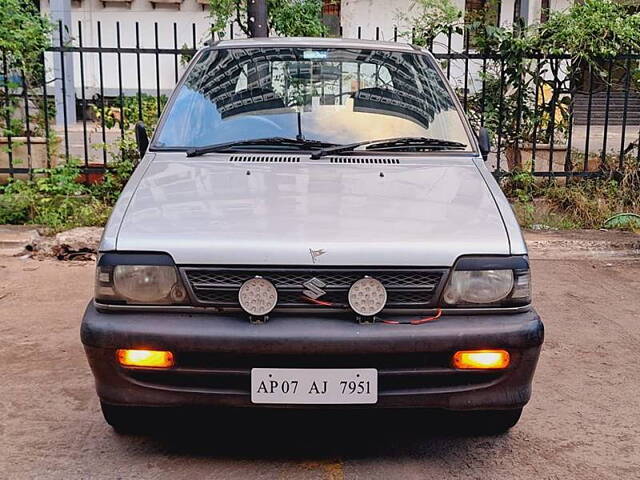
[153,46,471,151]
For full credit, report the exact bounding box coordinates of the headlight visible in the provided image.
[442,256,531,307]
[444,270,513,304]
[95,254,188,305]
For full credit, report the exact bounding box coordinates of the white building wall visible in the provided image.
[340,0,424,41]
[41,0,574,98]
[42,0,221,96]
[525,0,573,22]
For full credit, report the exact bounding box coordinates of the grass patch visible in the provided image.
[502,158,640,231]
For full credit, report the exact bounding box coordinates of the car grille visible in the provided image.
[181,267,447,310]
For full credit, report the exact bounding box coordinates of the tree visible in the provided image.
[396,0,463,47]
[0,0,53,138]
[0,0,52,79]
[247,0,268,37]
[209,0,327,38]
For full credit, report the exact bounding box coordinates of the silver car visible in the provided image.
[82,37,543,434]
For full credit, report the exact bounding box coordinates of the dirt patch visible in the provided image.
[5,226,103,260]
[525,229,640,259]
[1,255,639,478]
[525,228,640,245]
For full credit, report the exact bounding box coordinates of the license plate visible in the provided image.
[251,368,378,404]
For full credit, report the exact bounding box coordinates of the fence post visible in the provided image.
[2,50,14,178]
[50,0,76,126]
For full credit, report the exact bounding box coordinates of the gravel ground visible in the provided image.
[1,254,639,479]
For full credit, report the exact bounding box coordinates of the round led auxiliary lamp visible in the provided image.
[238,277,278,319]
[238,275,388,321]
[348,276,388,318]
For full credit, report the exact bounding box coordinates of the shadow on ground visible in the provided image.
[118,408,509,461]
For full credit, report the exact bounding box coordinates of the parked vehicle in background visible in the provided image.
[81,38,543,434]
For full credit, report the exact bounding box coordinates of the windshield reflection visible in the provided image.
[154,47,470,149]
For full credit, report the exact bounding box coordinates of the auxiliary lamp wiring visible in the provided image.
[301,296,442,325]
[379,308,442,325]
[303,297,338,307]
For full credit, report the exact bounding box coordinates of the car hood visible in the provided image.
[114,153,510,266]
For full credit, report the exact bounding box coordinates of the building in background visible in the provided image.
[38,0,575,104]
[41,1,575,48]
[340,0,572,42]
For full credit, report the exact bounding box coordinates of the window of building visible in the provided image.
[465,0,501,48]
[322,0,341,37]
[541,0,551,23]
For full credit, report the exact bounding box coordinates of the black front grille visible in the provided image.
[182,267,446,310]
[123,351,506,396]
[126,368,502,396]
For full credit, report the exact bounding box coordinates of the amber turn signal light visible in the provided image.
[452,349,510,369]
[116,349,174,368]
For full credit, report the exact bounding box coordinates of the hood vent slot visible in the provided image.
[329,157,400,164]
[230,155,300,163]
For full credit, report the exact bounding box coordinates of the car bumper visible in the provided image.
[81,303,544,411]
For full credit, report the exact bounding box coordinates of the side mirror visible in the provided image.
[478,127,491,162]
[134,122,149,160]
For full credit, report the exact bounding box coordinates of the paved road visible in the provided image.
[1,255,639,479]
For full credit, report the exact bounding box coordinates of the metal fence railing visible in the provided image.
[1,20,639,182]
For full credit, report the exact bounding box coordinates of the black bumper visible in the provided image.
[81,303,544,411]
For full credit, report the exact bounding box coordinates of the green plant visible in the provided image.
[501,169,537,203]
[463,0,501,49]
[0,0,52,77]
[90,136,137,204]
[396,0,463,47]
[502,153,640,230]
[399,0,640,174]
[0,151,136,232]
[0,0,53,142]
[208,0,327,38]
[470,20,572,152]
[268,0,328,37]
[0,187,31,224]
[539,0,640,65]
[91,94,167,133]
[179,43,195,66]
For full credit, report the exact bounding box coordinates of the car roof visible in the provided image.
[213,37,419,53]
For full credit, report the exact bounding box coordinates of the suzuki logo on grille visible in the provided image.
[302,277,327,299]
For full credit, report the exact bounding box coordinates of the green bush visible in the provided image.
[0,0,52,76]
[502,155,640,231]
[208,0,327,38]
[0,190,31,224]
[91,94,167,133]
[0,154,135,233]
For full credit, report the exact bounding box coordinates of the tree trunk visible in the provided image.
[247,0,268,37]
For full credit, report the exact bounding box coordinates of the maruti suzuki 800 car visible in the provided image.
[81,38,543,434]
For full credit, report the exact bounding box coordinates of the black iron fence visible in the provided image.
[1,20,640,182]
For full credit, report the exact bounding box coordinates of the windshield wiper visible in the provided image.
[186,137,336,157]
[310,137,467,159]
